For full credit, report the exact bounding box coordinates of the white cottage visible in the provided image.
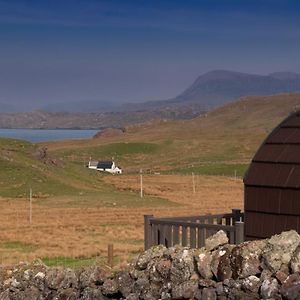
[88,160,122,174]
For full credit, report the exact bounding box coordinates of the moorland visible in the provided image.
[0,92,300,267]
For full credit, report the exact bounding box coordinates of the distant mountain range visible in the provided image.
[2,70,300,114]
[122,70,300,111]
[1,70,300,129]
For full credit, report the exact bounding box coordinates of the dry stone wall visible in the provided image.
[1,230,300,299]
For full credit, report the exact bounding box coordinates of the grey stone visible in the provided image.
[0,290,10,300]
[116,271,134,297]
[148,258,171,284]
[132,277,150,296]
[228,288,260,300]
[155,258,171,280]
[241,275,260,293]
[80,287,107,300]
[280,273,300,300]
[205,230,229,252]
[212,246,232,281]
[193,289,202,300]
[260,269,273,281]
[79,266,106,288]
[275,270,289,284]
[215,282,227,296]
[262,230,300,273]
[198,278,216,288]
[202,287,217,300]
[231,239,266,279]
[125,293,139,300]
[290,244,300,274]
[160,291,172,300]
[170,248,195,284]
[45,267,78,290]
[135,245,166,270]
[260,278,279,299]
[171,280,198,299]
[57,288,79,300]
[195,249,213,279]
[101,279,119,296]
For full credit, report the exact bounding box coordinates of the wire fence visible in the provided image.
[0,171,243,268]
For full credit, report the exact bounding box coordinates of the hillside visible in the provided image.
[0,104,204,129]
[0,92,298,266]
[1,92,300,198]
[44,93,300,173]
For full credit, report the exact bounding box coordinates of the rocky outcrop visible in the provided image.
[93,128,125,139]
[2,230,300,299]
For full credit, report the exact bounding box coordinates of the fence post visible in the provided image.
[235,221,244,244]
[144,215,154,250]
[107,244,114,268]
[232,209,241,224]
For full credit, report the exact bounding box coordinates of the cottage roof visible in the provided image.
[97,161,113,169]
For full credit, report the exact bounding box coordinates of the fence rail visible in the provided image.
[144,209,244,250]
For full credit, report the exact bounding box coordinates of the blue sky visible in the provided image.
[0,0,300,108]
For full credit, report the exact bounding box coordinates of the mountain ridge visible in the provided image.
[1,70,300,129]
[121,70,300,111]
[2,70,300,114]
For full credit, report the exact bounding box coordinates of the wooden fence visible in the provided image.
[144,209,244,250]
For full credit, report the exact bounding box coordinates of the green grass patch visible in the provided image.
[0,158,81,197]
[96,142,160,156]
[0,138,33,151]
[60,142,160,161]
[199,144,243,162]
[1,241,37,253]
[42,256,100,268]
[42,255,122,268]
[37,191,178,209]
[167,163,249,177]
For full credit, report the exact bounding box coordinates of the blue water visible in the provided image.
[0,128,99,143]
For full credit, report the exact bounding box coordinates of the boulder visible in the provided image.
[205,230,228,251]
[241,275,260,293]
[171,280,198,299]
[201,287,217,300]
[195,249,213,279]
[260,278,279,299]
[231,239,266,279]
[80,287,107,300]
[135,245,166,270]
[79,266,106,288]
[211,246,233,281]
[101,279,119,296]
[280,273,300,300]
[290,244,300,273]
[262,230,300,273]
[116,271,134,297]
[170,248,195,284]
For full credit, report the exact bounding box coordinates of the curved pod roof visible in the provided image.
[244,111,300,240]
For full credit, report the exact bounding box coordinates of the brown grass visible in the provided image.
[0,174,243,266]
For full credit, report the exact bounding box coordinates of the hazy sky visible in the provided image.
[0,0,300,109]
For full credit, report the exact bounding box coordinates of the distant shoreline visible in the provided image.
[0,128,101,143]
[0,127,103,130]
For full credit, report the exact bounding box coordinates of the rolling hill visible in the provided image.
[1,92,300,198]
[45,92,300,172]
